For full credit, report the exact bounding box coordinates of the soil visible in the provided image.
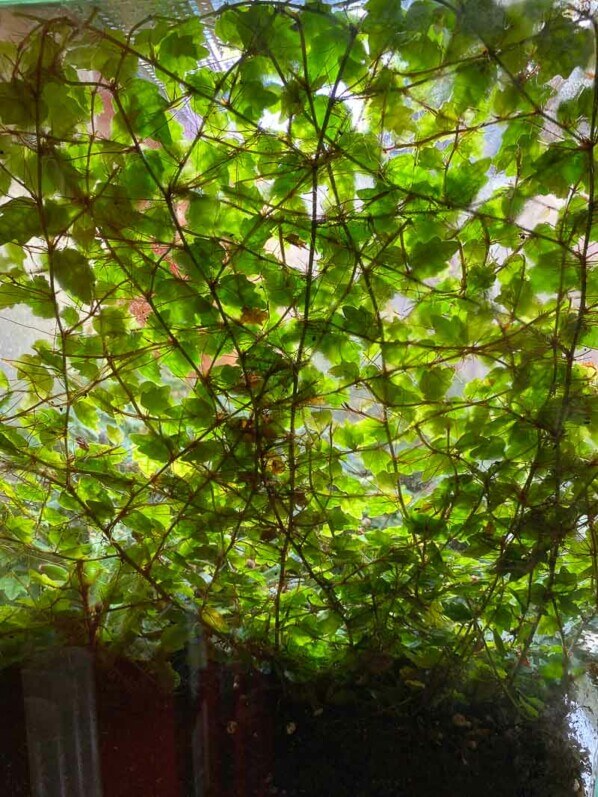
[272,690,588,797]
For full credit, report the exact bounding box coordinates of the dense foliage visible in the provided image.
[0,0,596,710]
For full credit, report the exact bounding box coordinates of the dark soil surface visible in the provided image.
[272,695,587,797]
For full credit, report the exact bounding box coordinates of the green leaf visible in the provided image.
[410,237,459,277]
[419,367,453,401]
[445,159,491,206]
[130,433,173,463]
[52,249,95,303]
[16,354,54,399]
[161,621,189,653]
[140,382,171,413]
[0,276,54,318]
[159,24,208,72]
[115,79,173,145]
[0,80,37,126]
[0,198,42,245]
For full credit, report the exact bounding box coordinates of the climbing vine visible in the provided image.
[0,0,596,710]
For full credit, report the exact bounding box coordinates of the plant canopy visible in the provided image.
[0,0,596,710]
